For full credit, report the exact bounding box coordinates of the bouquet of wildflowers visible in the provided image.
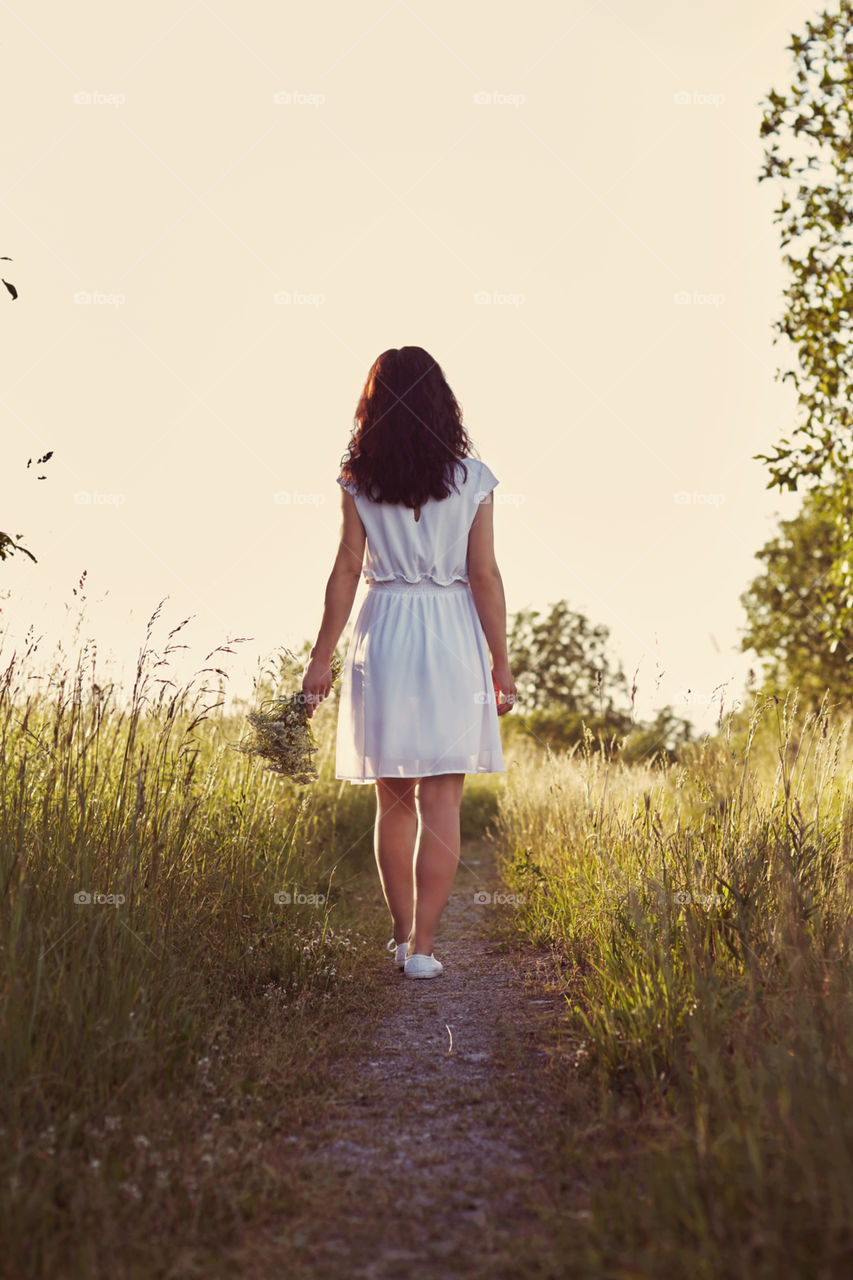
[228,649,344,784]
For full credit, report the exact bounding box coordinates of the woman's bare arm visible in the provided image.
[466,490,516,712]
[302,490,366,713]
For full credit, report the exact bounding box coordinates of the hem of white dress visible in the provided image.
[335,766,507,784]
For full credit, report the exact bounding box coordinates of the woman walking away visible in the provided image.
[301,346,517,980]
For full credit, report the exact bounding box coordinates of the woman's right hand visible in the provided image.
[491,663,517,716]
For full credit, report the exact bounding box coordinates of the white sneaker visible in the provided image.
[385,937,408,970]
[404,952,443,979]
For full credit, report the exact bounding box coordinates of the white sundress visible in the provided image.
[334,455,507,784]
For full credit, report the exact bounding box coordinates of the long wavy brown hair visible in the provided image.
[339,346,476,507]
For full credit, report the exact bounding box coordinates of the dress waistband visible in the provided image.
[366,577,470,594]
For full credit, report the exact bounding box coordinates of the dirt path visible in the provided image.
[240,837,586,1280]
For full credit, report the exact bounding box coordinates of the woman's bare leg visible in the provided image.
[411,772,465,955]
[374,777,419,946]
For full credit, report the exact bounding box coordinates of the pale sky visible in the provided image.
[0,0,822,734]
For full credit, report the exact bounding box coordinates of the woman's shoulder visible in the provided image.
[454,455,486,481]
[456,456,496,487]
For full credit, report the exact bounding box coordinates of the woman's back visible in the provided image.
[337,456,499,587]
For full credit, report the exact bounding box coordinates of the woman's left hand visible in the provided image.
[301,657,333,718]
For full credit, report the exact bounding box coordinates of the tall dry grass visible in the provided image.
[495,691,853,1277]
[0,605,383,1278]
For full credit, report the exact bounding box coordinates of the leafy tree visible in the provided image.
[504,599,694,762]
[0,532,37,564]
[755,1,853,630]
[756,1,853,492]
[507,599,629,716]
[618,705,695,764]
[739,485,853,710]
[501,702,694,764]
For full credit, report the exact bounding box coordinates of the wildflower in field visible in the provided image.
[228,650,344,784]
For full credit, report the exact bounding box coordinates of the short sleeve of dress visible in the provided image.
[474,460,499,501]
[337,475,357,496]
